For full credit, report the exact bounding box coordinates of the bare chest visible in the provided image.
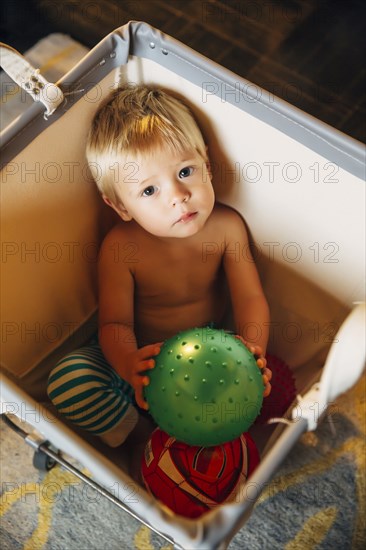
[131,242,223,305]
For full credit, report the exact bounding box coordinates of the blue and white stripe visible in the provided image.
[47,344,135,435]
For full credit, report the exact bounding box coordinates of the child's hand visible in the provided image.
[235,336,272,397]
[125,343,162,410]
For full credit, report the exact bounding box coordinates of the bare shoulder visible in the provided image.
[99,221,142,267]
[101,220,137,245]
[210,203,247,234]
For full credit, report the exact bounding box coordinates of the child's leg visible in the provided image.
[47,343,138,447]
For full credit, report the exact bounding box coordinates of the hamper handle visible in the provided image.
[293,302,366,431]
[0,42,64,117]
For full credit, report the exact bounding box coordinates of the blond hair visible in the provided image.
[86,85,207,204]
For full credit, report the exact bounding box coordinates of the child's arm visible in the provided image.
[222,208,271,394]
[97,227,160,409]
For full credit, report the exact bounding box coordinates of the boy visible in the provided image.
[48,85,270,447]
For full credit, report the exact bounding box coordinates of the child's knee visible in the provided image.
[48,345,118,398]
[47,346,134,436]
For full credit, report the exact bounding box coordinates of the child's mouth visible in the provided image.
[177,212,198,224]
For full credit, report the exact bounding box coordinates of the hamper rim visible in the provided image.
[0,20,365,181]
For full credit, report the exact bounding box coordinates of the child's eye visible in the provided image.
[179,166,194,178]
[142,185,156,197]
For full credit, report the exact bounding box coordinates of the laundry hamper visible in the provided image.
[1,21,365,549]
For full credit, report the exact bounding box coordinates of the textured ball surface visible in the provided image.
[255,354,297,424]
[144,327,264,446]
[141,428,260,518]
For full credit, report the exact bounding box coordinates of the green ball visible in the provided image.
[144,327,264,446]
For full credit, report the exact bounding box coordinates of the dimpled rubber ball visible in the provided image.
[255,354,297,424]
[144,327,264,446]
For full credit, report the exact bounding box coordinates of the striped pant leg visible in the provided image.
[47,344,138,439]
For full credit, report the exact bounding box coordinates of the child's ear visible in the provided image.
[206,159,212,177]
[102,195,133,221]
[205,146,212,179]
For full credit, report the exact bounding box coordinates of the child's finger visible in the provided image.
[137,358,155,373]
[137,343,162,360]
[235,335,258,355]
[262,366,272,380]
[135,384,149,410]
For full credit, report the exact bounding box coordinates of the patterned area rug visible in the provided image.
[1,373,365,550]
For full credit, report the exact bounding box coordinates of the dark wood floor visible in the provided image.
[2,0,365,143]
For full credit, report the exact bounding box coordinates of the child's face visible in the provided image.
[108,147,215,239]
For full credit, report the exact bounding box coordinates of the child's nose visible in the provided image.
[170,182,190,206]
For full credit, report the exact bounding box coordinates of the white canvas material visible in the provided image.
[2,57,364,380]
[0,23,365,548]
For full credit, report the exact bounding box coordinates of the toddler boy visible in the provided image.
[48,85,270,446]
